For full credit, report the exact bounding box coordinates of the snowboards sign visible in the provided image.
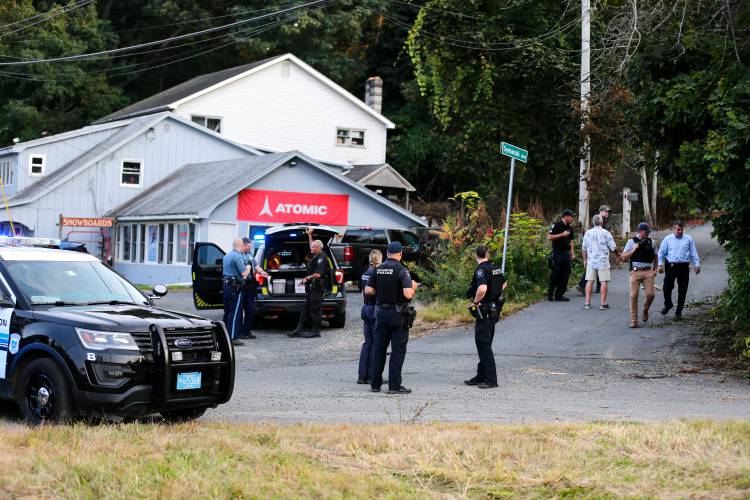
[237,189,349,225]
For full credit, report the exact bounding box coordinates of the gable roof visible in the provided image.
[109,151,425,227]
[8,113,260,208]
[346,163,416,191]
[94,53,395,128]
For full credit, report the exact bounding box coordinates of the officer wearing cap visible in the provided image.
[289,227,330,338]
[547,209,576,302]
[464,245,507,389]
[365,241,419,394]
[240,237,269,340]
[621,222,658,328]
[222,238,250,347]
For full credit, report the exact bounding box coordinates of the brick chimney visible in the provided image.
[364,76,383,114]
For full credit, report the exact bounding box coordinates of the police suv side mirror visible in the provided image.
[151,284,168,298]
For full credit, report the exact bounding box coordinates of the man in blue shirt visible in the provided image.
[223,238,250,346]
[658,221,701,318]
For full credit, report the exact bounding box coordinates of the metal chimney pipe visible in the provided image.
[365,76,383,113]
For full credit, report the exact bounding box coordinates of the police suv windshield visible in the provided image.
[4,260,148,306]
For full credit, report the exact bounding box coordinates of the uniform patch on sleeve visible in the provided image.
[476,269,484,278]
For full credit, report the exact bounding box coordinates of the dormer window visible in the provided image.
[191,115,222,133]
[29,154,45,176]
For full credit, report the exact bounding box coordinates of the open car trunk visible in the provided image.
[261,225,339,297]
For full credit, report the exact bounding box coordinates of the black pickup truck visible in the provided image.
[330,228,427,284]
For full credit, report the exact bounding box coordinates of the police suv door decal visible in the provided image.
[0,272,15,379]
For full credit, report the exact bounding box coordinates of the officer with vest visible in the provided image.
[621,223,658,328]
[464,245,507,389]
[289,227,330,339]
[222,238,250,347]
[365,241,419,394]
[547,209,576,302]
[240,237,269,340]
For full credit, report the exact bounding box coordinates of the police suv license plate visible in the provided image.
[176,372,201,390]
[294,278,306,294]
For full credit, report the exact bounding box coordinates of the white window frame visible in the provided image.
[335,128,365,148]
[29,154,46,177]
[120,159,143,188]
[190,115,222,133]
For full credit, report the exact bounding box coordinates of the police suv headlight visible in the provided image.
[76,328,139,351]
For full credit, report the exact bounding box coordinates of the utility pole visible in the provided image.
[578,0,591,230]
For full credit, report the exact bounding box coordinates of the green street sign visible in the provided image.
[501,142,528,163]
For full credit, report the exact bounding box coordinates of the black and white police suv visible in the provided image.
[0,240,234,424]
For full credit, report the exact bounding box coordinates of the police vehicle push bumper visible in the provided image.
[72,322,234,419]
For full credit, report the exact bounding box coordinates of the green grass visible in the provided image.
[413,296,539,334]
[0,421,747,498]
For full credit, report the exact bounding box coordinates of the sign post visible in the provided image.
[500,142,528,274]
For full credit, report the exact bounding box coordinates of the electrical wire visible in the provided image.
[0,0,87,30]
[0,0,93,40]
[0,1,336,82]
[0,0,330,66]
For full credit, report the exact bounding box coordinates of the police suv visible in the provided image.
[0,238,234,424]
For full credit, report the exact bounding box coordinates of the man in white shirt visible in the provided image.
[582,214,617,310]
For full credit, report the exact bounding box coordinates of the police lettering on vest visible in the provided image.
[370,258,412,304]
[361,266,376,306]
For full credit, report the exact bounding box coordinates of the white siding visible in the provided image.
[175,60,388,165]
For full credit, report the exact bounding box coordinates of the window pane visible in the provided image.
[121,161,141,185]
[188,223,196,265]
[197,244,224,266]
[206,118,221,133]
[138,225,145,263]
[122,226,131,261]
[351,130,364,146]
[158,224,165,264]
[403,231,420,246]
[167,224,174,264]
[129,224,137,263]
[336,129,349,145]
[31,157,43,165]
[176,223,188,263]
[147,225,159,262]
[191,116,205,125]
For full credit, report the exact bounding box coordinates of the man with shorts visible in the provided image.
[582,214,617,310]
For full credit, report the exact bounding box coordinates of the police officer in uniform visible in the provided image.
[222,238,250,347]
[365,241,419,394]
[240,237,269,340]
[289,227,330,338]
[357,249,382,384]
[464,245,507,389]
[547,209,576,302]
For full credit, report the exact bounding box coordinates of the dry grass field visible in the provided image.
[0,420,747,498]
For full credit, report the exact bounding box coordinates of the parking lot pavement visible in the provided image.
[162,225,750,424]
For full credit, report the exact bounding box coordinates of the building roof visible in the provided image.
[8,113,260,208]
[0,120,130,155]
[345,163,416,191]
[93,53,395,128]
[109,151,426,226]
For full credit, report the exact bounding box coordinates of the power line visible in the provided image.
[0,0,329,66]
[0,0,93,40]
[0,0,87,30]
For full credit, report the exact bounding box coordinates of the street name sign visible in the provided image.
[501,142,528,163]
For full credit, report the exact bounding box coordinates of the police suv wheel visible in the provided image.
[160,406,207,423]
[18,358,76,425]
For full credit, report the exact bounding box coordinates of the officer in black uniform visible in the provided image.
[365,241,419,394]
[464,245,506,389]
[547,209,576,302]
[289,227,330,339]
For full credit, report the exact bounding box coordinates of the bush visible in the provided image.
[417,210,550,304]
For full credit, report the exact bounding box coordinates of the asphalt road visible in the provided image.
[163,224,750,423]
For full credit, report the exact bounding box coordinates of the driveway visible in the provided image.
[164,224,750,423]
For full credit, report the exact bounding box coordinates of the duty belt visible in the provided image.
[630,265,652,271]
[377,302,407,311]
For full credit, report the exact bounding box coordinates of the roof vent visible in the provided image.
[364,76,383,114]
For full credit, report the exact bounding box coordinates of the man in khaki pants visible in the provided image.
[621,223,659,328]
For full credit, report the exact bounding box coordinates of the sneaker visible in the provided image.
[642,309,649,322]
[231,339,244,347]
[478,382,498,389]
[464,377,483,386]
[599,304,610,310]
[630,322,638,328]
[555,296,570,302]
[584,303,592,310]
[386,386,412,394]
